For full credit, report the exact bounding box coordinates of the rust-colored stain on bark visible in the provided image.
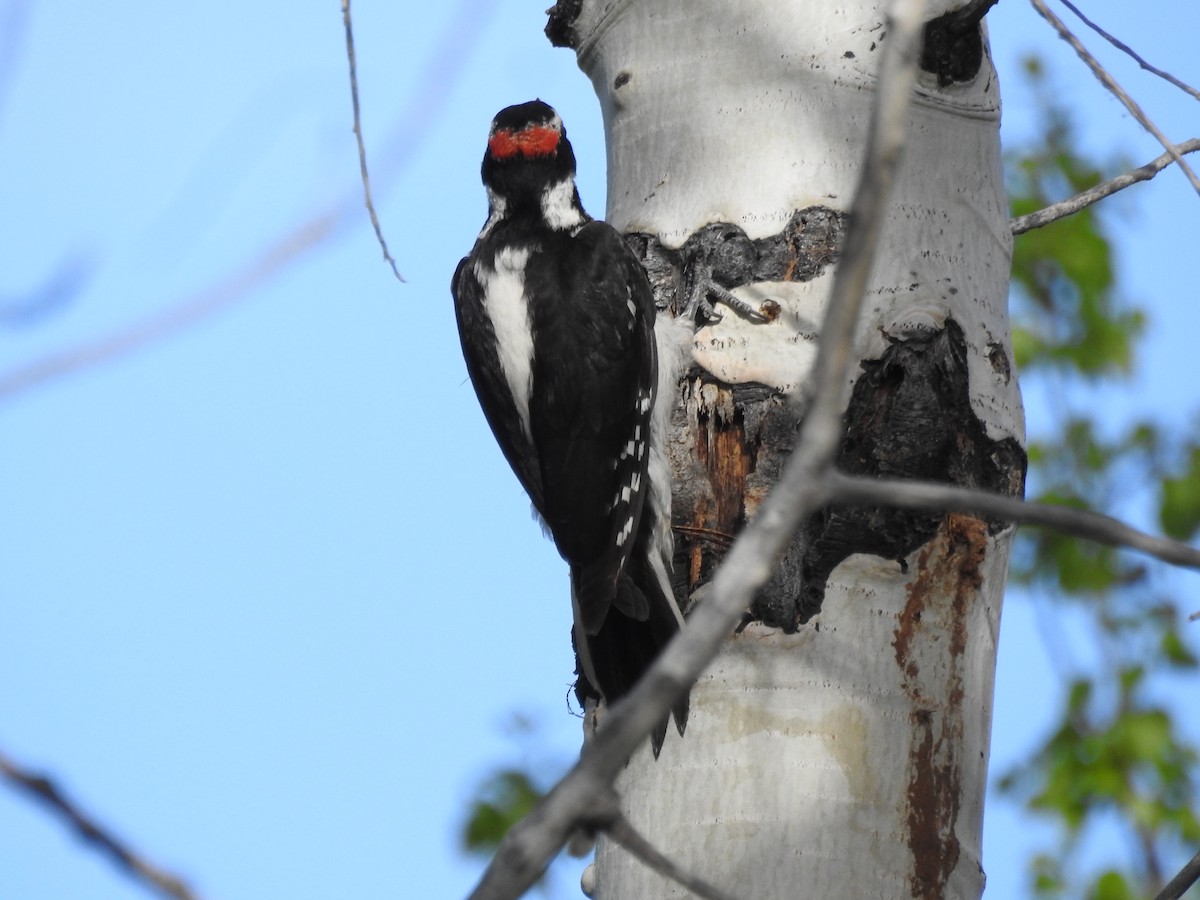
[684,382,754,591]
[694,397,751,535]
[893,513,988,900]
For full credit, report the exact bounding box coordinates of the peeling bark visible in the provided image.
[652,314,1026,631]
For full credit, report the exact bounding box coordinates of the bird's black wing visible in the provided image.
[526,222,658,634]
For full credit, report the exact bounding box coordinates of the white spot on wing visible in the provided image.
[541,180,586,231]
[616,516,634,547]
[479,246,535,440]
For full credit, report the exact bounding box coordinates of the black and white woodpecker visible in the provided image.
[452,100,688,754]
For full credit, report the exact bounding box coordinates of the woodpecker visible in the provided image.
[452,100,687,754]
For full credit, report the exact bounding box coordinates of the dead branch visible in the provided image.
[341,0,404,282]
[1155,848,1200,900]
[1030,0,1200,197]
[1011,138,1200,233]
[605,813,741,900]
[0,0,494,405]
[1054,0,1200,103]
[826,472,1200,570]
[0,748,201,900]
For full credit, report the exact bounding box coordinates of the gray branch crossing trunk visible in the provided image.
[548,1,1026,897]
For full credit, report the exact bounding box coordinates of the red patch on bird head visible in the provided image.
[487,125,560,160]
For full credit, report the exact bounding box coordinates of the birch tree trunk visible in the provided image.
[549,1,1026,898]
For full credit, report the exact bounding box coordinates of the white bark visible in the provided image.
[568,1,1024,898]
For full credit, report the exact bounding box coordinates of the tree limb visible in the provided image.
[1053,0,1200,103]
[0,748,200,900]
[1010,138,1200,234]
[466,0,932,894]
[0,0,495,405]
[1029,0,1200,197]
[341,0,404,282]
[826,472,1200,570]
[1154,848,1200,900]
[605,813,741,900]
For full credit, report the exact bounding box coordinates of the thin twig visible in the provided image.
[826,472,1200,570]
[1054,0,1200,103]
[673,523,735,546]
[0,0,494,405]
[0,749,200,900]
[1011,138,1200,234]
[1030,0,1200,197]
[1154,848,1200,900]
[466,1,932,896]
[606,814,741,900]
[341,0,404,282]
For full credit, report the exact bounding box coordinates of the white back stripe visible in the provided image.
[477,246,535,440]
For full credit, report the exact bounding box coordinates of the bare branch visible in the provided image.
[0,210,342,403]
[466,0,932,895]
[1011,138,1200,234]
[341,0,404,282]
[605,814,742,900]
[1155,848,1200,900]
[1054,0,1200,103]
[826,472,1200,570]
[0,0,495,404]
[0,748,201,900]
[1030,0,1200,197]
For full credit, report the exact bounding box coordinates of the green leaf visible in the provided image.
[1092,870,1136,900]
[462,769,545,854]
[1160,447,1200,539]
[1161,628,1199,668]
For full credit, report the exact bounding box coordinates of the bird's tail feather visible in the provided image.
[573,555,689,757]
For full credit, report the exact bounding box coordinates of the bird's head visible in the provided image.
[481,100,579,214]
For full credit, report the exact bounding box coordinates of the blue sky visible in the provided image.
[1,2,1197,898]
